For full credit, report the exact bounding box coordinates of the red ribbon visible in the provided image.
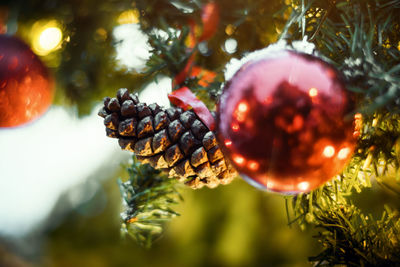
[173,1,220,88]
[199,2,220,42]
[168,87,215,131]
[169,2,220,131]
[172,53,196,89]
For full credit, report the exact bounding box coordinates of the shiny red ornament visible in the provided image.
[217,50,356,193]
[0,35,53,127]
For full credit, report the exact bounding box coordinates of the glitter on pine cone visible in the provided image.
[0,35,53,127]
[217,50,356,193]
[99,88,237,189]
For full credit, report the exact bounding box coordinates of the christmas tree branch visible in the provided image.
[309,205,400,266]
[119,156,182,248]
[144,16,224,108]
[145,24,193,78]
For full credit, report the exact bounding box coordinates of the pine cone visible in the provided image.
[99,88,237,189]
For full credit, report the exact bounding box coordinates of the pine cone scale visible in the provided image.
[134,137,153,156]
[152,129,171,154]
[165,144,184,167]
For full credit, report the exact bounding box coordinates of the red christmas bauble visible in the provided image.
[217,50,356,193]
[0,35,53,127]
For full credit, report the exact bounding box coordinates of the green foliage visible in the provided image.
[118,156,182,248]
[145,24,193,80]
[145,23,225,107]
[311,206,400,266]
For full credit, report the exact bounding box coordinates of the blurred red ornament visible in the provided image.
[0,35,53,127]
[217,50,356,193]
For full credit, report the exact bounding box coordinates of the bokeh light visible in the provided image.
[233,154,245,166]
[31,20,63,56]
[39,27,62,51]
[225,24,235,35]
[224,38,237,54]
[117,9,140,25]
[308,87,318,97]
[297,181,310,191]
[322,145,335,158]
[338,147,351,160]
[224,139,232,147]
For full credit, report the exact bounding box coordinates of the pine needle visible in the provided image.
[119,156,182,248]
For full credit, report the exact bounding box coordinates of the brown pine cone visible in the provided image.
[99,88,237,189]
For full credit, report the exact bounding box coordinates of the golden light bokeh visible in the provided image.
[31,20,63,56]
[39,27,62,51]
[225,24,235,35]
[117,9,140,25]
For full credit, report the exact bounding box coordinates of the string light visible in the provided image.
[231,122,240,131]
[238,101,249,112]
[234,101,249,122]
[323,145,335,158]
[247,161,259,171]
[233,154,245,166]
[266,181,274,188]
[224,140,232,147]
[338,147,351,160]
[308,87,318,97]
[297,181,310,191]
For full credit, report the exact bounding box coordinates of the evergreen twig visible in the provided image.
[145,24,193,79]
[119,156,182,248]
